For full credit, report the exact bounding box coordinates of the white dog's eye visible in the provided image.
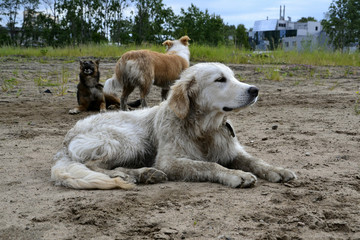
[215,77,227,83]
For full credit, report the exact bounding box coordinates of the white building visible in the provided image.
[248,6,328,51]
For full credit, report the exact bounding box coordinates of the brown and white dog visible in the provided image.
[104,36,191,110]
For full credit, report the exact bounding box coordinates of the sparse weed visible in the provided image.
[355,91,360,115]
[344,67,354,77]
[34,76,59,87]
[263,68,283,81]
[309,68,315,78]
[13,69,19,77]
[16,89,22,97]
[329,81,339,90]
[39,58,48,64]
[56,66,70,96]
[322,69,332,79]
[1,78,19,92]
[235,73,247,82]
[314,79,324,86]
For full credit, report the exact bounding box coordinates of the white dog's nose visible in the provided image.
[248,87,259,98]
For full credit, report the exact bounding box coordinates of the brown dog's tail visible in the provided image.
[51,148,134,190]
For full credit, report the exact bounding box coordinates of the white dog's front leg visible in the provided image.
[229,152,296,183]
[155,157,257,188]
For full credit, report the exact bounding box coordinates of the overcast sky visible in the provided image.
[163,0,332,29]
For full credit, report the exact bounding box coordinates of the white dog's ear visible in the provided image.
[168,77,196,119]
[179,36,190,46]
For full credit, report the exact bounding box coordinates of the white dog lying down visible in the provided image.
[51,63,296,189]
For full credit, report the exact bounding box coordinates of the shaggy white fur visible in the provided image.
[51,63,296,190]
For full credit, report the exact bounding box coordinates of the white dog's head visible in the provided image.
[162,36,191,63]
[168,63,259,119]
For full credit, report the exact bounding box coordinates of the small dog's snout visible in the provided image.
[248,86,259,97]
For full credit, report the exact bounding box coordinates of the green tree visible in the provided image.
[132,0,175,44]
[322,0,360,50]
[0,0,40,45]
[224,24,236,45]
[297,17,317,22]
[0,25,11,45]
[235,24,250,49]
[105,0,132,44]
[175,4,226,45]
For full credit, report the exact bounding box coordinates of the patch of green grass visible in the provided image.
[0,44,359,66]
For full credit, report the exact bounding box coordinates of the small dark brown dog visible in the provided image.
[69,60,121,114]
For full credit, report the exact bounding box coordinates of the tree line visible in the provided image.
[0,0,250,48]
[0,0,359,50]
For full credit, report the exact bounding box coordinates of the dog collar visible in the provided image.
[225,121,235,138]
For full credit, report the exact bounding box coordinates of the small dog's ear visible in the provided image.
[179,36,190,46]
[162,40,173,49]
[95,59,100,66]
[168,77,196,119]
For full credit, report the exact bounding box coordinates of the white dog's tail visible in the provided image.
[51,148,134,190]
[103,75,122,94]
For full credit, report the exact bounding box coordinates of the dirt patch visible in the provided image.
[1,58,359,240]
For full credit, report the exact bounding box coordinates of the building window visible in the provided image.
[315,26,318,31]
[285,42,289,47]
[278,23,286,27]
[292,41,297,47]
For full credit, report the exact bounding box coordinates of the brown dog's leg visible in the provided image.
[69,104,88,114]
[121,85,135,111]
[104,93,120,109]
[99,101,106,113]
[139,85,151,108]
[69,95,90,114]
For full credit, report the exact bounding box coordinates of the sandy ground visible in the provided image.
[0,57,359,240]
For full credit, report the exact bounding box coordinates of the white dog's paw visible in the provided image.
[226,171,257,188]
[100,109,106,113]
[265,168,297,183]
[139,168,168,184]
[109,171,136,184]
[69,108,80,114]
